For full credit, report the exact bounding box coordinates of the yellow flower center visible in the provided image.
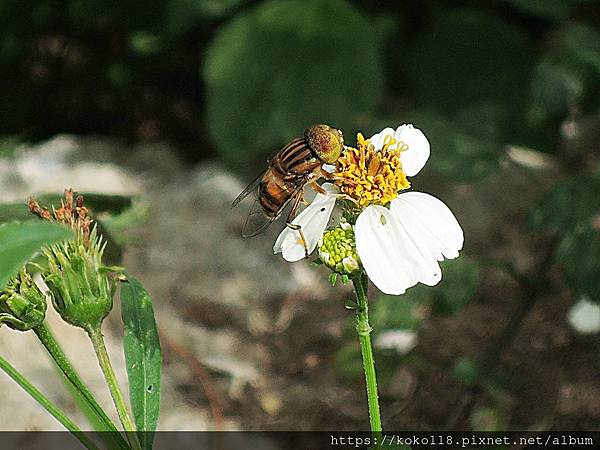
[334,133,410,207]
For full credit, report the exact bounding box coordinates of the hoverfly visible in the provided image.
[232,124,344,256]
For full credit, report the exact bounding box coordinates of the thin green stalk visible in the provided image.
[34,323,130,450]
[87,326,141,450]
[352,273,382,433]
[0,354,99,450]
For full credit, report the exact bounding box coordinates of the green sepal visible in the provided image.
[329,272,338,286]
[310,258,323,267]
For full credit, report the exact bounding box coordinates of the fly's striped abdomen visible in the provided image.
[276,137,318,175]
[258,168,293,219]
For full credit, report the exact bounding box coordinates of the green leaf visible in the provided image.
[556,227,600,303]
[432,257,480,315]
[404,111,503,182]
[120,276,162,449]
[527,24,600,129]
[371,291,424,331]
[530,172,600,233]
[0,221,73,290]
[203,0,385,168]
[531,170,600,303]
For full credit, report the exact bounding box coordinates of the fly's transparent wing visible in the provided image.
[242,198,276,237]
[241,184,301,238]
[231,172,264,209]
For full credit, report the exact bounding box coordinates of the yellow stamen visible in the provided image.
[334,133,410,207]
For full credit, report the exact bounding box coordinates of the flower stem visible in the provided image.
[352,273,382,433]
[33,323,130,449]
[87,326,141,450]
[0,354,99,450]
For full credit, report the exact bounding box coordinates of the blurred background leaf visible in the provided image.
[404,8,534,118]
[527,24,600,134]
[0,221,73,289]
[203,0,385,169]
[499,0,595,21]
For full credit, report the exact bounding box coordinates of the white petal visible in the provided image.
[355,205,441,294]
[322,163,336,173]
[273,184,337,262]
[395,124,430,176]
[369,127,395,151]
[390,192,464,263]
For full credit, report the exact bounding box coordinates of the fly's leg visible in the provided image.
[286,223,309,259]
[285,192,309,258]
[320,167,335,180]
[309,181,328,195]
[310,181,357,204]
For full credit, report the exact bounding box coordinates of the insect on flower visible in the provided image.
[232,124,344,256]
[274,124,464,295]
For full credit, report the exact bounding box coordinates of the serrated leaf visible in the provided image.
[203,0,384,167]
[0,221,73,289]
[120,277,162,449]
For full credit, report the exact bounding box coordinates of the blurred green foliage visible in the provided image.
[404,8,533,117]
[500,0,596,21]
[531,169,600,303]
[335,256,480,385]
[528,24,600,129]
[371,256,481,326]
[204,0,384,167]
[2,0,599,165]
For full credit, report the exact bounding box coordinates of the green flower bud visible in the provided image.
[318,222,361,275]
[0,269,47,331]
[43,227,114,331]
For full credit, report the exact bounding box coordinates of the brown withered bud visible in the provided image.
[29,189,93,244]
[28,198,52,220]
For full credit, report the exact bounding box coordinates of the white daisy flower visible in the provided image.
[273,124,464,295]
